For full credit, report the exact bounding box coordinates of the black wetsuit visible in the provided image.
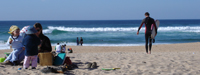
[138,17,157,53]
[80,38,83,46]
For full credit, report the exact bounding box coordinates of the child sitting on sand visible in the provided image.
[61,44,66,53]
[55,43,62,53]
[22,26,41,69]
[2,25,25,65]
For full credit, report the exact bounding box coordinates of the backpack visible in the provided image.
[63,56,72,66]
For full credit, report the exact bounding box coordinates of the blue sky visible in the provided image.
[0,0,199,20]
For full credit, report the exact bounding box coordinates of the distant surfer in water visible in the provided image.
[137,12,157,54]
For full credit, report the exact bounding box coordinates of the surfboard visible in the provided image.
[151,20,160,39]
[101,68,120,71]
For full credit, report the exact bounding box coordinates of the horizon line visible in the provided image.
[0,19,200,21]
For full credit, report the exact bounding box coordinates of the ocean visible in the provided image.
[0,19,200,50]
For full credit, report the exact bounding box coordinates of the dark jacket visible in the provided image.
[23,34,41,56]
[39,35,52,52]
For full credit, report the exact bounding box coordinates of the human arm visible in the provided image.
[37,39,42,52]
[22,36,27,50]
[6,36,12,46]
[137,19,145,35]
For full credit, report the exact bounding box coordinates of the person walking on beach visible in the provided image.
[80,37,83,46]
[137,12,157,54]
[22,26,41,69]
[77,37,79,46]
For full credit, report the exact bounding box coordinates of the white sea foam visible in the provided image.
[0,41,10,50]
[42,26,200,34]
[43,29,54,34]
[158,26,200,32]
[47,26,139,32]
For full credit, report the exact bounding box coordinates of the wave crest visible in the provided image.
[42,26,200,34]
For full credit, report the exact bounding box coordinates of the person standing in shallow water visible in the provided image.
[137,12,157,54]
[77,37,79,46]
[80,37,83,46]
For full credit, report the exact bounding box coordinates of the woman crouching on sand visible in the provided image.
[34,23,52,52]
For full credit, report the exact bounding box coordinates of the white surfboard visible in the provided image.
[151,20,160,39]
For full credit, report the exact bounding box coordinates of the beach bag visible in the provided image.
[53,53,66,65]
[63,56,72,66]
[38,52,53,66]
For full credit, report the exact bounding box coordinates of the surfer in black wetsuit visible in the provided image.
[137,12,157,54]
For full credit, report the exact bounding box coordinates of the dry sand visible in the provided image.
[0,42,200,75]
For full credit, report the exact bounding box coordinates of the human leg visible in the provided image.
[77,42,79,45]
[10,48,23,62]
[149,38,152,54]
[17,50,25,64]
[4,51,14,62]
[23,56,31,69]
[11,48,23,65]
[1,51,14,65]
[30,55,38,68]
[145,34,148,54]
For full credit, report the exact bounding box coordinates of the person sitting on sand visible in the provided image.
[34,23,52,52]
[55,43,62,53]
[2,25,25,66]
[61,44,66,53]
[22,26,41,69]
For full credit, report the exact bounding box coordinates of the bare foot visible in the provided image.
[149,51,151,54]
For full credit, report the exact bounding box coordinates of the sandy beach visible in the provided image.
[0,42,200,75]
